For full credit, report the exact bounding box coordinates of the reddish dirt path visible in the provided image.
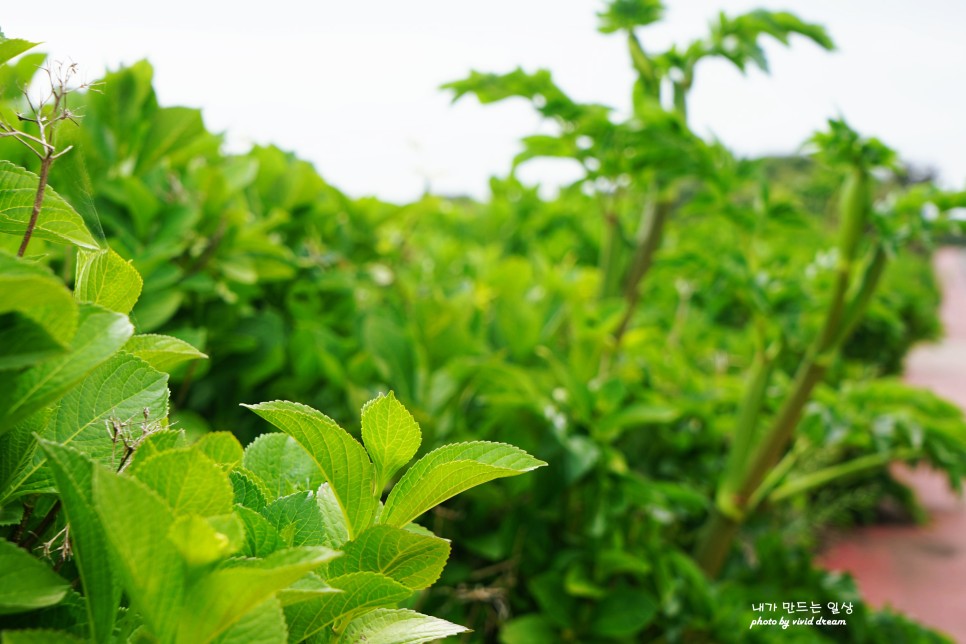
[818,247,966,640]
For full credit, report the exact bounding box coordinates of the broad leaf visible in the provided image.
[242,432,324,500]
[123,333,207,372]
[0,303,133,432]
[0,253,77,349]
[92,467,184,643]
[382,442,547,528]
[260,491,331,547]
[0,539,69,614]
[124,429,186,475]
[211,597,287,644]
[0,630,84,644]
[133,447,233,517]
[235,505,285,557]
[0,160,100,250]
[284,572,412,642]
[326,524,450,590]
[244,401,378,539]
[361,392,421,490]
[195,432,244,470]
[51,351,168,465]
[0,38,38,66]
[178,546,340,644]
[337,608,469,644]
[74,248,143,314]
[40,442,119,642]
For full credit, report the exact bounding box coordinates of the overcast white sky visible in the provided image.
[4,1,965,202]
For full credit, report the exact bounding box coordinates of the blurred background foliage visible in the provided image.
[1,2,965,640]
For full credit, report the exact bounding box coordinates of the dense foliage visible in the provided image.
[2,3,966,642]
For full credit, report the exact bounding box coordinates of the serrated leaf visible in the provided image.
[0,411,46,505]
[361,392,421,490]
[242,432,324,500]
[382,442,546,528]
[284,572,412,642]
[338,608,469,644]
[92,467,184,643]
[326,525,450,590]
[136,107,206,174]
[75,248,143,314]
[244,401,378,539]
[235,504,285,557]
[260,491,330,547]
[133,447,233,517]
[0,160,99,250]
[40,442,119,642]
[211,597,287,644]
[0,253,76,351]
[0,303,133,432]
[123,334,207,372]
[230,469,268,511]
[0,538,69,614]
[51,351,168,465]
[178,546,340,644]
[195,432,243,470]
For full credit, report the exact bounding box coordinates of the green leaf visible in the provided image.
[234,504,284,557]
[123,333,207,373]
[211,597,287,644]
[133,447,233,516]
[74,248,143,314]
[0,160,100,250]
[381,442,547,528]
[0,253,77,349]
[1,630,84,644]
[326,524,450,590]
[260,491,331,547]
[242,432,324,500]
[276,573,338,607]
[0,38,38,66]
[244,401,378,539]
[284,572,412,642]
[589,588,658,637]
[230,469,268,511]
[316,482,350,548]
[40,442,120,642]
[168,514,244,567]
[0,312,68,370]
[0,411,47,504]
[124,428,186,475]
[338,608,469,644]
[92,467,184,643]
[136,107,207,174]
[499,615,558,644]
[0,539,69,614]
[51,351,168,465]
[0,303,133,432]
[178,546,340,644]
[195,432,244,470]
[597,0,665,33]
[361,392,421,490]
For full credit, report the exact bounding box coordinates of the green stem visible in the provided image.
[768,449,914,504]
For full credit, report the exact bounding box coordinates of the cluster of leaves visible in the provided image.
[0,36,545,644]
[1,2,966,642]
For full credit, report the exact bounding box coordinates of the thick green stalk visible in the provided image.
[599,209,623,300]
[696,164,881,577]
